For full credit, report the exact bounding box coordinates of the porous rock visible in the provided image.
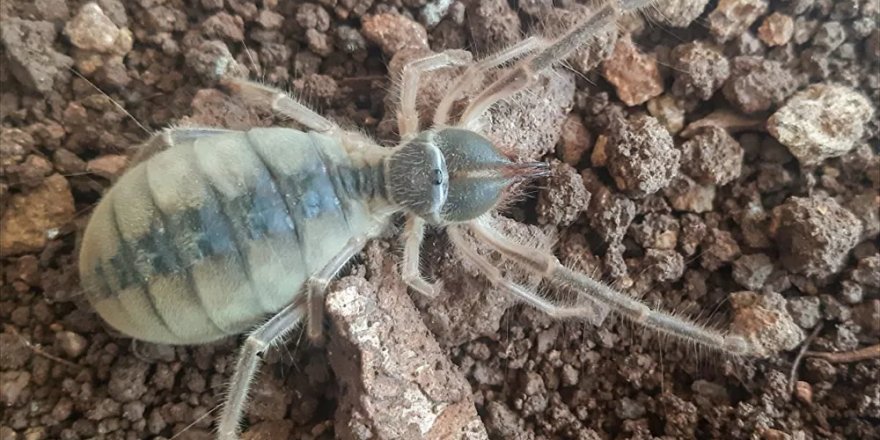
[768,83,874,166]
[326,276,488,440]
[723,56,799,113]
[537,160,590,227]
[605,114,679,197]
[771,195,862,277]
[0,174,75,256]
[680,126,744,186]
[671,41,730,101]
[465,0,521,52]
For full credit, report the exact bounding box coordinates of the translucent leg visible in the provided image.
[433,37,546,127]
[397,52,470,137]
[401,215,441,299]
[459,3,618,126]
[130,126,233,166]
[217,300,306,440]
[447,226,607,324]
[220,77,336,133]
[466,218,757,356]
[305,235,370,343]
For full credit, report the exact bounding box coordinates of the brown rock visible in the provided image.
[729,291,804,358]
[361,13,428,56]
[605,114,679,197]
[536,160,590,226]
[86,154,128,180]
[602,36,664,106]
[664,175,716,213]
[326,276,488,440]
[758,12,794,46]
[771,195,862,277]
[680,126,744,186]
[0,174,75,257]
[465,0,520,52]
[556,114,592,166]
[708,0,768,43]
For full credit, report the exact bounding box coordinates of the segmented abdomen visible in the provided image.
[79,128,373,344]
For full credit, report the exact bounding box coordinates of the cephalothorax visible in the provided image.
[78,2,766,439]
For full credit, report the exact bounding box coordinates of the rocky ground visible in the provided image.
[1,0,879,439]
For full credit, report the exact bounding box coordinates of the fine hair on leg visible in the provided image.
[216,299,306,440]
[220,77,337,133]
[401,215,441,298]
[458,2,619,126]
[447,226,609,324]
[465,218,758,356]
[433,37,546,127]
[396,52,471,137]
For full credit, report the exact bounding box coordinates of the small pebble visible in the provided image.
[605,114,679,197]
[771,195,863,277]
[732,254,774,290]
[56,331,87,358]
[646,0,710,28]
[86,155,128,180]
[680,126,744,186]
[729,291,805,358]
[537,160,590,227]
[723,56,798,113]
[787,296,821,329]
[556,114,591,166]
[758,12,795,46]
[708,0,769,43]
[0,174,75,256]
[602,36,664,106]
[361,13,429,56]
[768,83,874,166]
[664,175,716,213]
[671,41,730,101]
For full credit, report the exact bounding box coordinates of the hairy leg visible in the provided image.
[304,235,370,343]
[466,218,756,356]
[401,215,441,298]
[217,299,306,440]
[220,77,336,133]
[433,37,546,127]
[459,3,619,126]
[397,52,470,137]
[447,226,608,324]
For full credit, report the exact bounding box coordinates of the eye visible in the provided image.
[431,169,444,185]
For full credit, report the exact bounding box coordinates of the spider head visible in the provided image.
[386,128,548,224]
